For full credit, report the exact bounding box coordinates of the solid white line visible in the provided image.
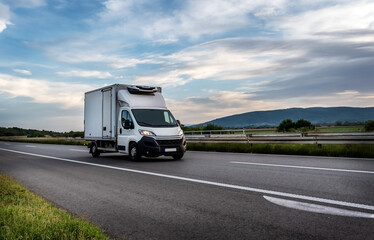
[69,149,87,152]
[25,145,37,148]
[264,196,374,218]
[1,147,374,211]
[230,161,374,174]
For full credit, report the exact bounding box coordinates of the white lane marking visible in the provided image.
[1,147,374,211]
[25,145,37,148]
[264,196,374,218]
[231,161,374,174]
[1,143,11,146]
[69,149,87,152]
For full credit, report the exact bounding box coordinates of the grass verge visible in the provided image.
[187,142,374,158]
[0,174,111,240]
[0,137,88,146]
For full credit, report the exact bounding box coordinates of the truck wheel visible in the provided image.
[129,143,141,161]
[91,142,100,158]
[172,153,184,160]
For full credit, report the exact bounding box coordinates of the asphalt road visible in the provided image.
[0,141,373,239]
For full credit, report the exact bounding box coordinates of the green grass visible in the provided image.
[187,142,374,158]
[316,126,365,133]
[0,174,111,240]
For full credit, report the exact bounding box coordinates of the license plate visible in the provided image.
[164,148,177,152]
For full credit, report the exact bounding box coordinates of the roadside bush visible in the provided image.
[204,124,224,131]
[365,120,374,132]
[295,119,314,130]
[278,119,315,132]
[277,119,295,132]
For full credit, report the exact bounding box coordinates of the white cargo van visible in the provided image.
[84,84,186,160]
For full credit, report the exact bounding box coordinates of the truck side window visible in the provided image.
[164,111,170,123]
[121,110,133,128]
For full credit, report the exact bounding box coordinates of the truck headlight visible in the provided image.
[139,129,156,136]
[178,129,184,136]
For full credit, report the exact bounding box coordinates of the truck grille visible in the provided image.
[156,139,181,146]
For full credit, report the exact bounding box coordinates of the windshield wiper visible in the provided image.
[136,121,154,127]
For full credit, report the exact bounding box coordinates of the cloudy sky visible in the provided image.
[0,0,373,131]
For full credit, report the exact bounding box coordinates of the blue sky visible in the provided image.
[0,0,373,131]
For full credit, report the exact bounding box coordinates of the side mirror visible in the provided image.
[177,120,181,126]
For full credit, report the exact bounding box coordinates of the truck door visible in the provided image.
[102,89,112,138]
[118,109,135,153]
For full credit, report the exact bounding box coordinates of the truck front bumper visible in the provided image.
[137,136,186,157]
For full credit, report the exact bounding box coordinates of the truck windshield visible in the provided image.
[131,109,178,127]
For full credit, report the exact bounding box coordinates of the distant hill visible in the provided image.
[198,107,374,128]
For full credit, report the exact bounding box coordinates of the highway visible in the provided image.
[0,141,373,239]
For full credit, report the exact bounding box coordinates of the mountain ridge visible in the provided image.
[197,107,374,128]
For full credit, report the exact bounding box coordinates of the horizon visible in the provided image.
[1,0,374,131]
[1,106,373,131]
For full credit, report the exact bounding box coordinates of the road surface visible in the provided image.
[0,141,373,239]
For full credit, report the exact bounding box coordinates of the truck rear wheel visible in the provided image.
[129,143,141,161]
[91,142,100,158]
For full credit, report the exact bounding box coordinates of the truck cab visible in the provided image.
[84,84,186,160]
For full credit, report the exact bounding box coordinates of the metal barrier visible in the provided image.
[184,131,374,145]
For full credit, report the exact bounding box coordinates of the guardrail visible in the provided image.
[185,131,374,145]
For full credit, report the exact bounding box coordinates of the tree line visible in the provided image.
[277,119,315,132]
[1,120,373,137]
[0,127,84,138]
[180,120,374,133]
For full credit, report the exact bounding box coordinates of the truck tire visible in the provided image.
[129,143,141,161]
[91,142,100,158]
[172,153,184,160]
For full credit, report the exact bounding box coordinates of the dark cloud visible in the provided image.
[200,37,374,100]
[250,59,374,100]
[314,29,374,38]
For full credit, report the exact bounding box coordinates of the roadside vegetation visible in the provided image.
[0,174,111,240]
[0,127,83,138]
[181,120,372,134]
[0,122,373,158]
[181,124,224,132]
[0,136,88,145]
[277,119,315,132]
[187,143,374,158]
[365,120,374,132]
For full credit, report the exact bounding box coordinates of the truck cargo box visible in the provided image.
[84,85,122,140]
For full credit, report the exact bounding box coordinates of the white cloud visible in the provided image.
[98,0,374,44]
[57,70,113,79]
[109,58,154,69]
[278,1,374,42]
[0,3,11,33]
[133,38,305,87]
[100,0,287,41]
[0,73,96,108]
[13,69,32,75]
[336,90,360,96]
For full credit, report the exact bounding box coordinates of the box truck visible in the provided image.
[84,84,186,160]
